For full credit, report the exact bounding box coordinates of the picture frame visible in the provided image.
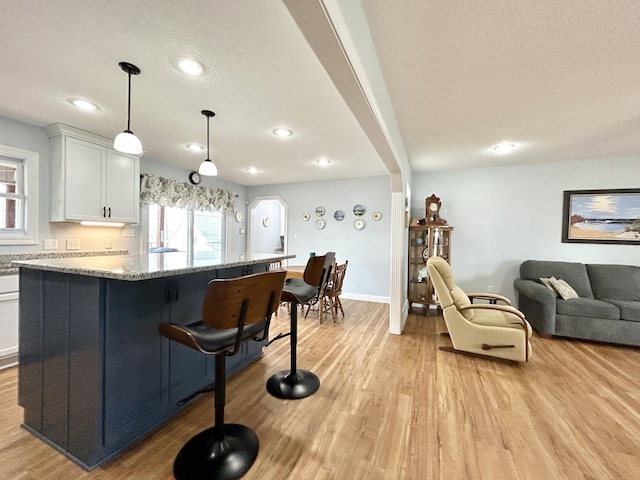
[562,188,640,244]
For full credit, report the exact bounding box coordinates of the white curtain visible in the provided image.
[140,174,236,212]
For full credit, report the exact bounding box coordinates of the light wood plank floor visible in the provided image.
[1,299,640,479]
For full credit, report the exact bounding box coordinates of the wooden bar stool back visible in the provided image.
[266,252,335,399]
[158,270,287,480]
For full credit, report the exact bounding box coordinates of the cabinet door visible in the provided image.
[105,150,139,223]
[0,292,19,363]
[64,137,104,221]
[104,279,168,448]
[165,273,215,405]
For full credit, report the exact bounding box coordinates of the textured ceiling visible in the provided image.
[363,0,640,171]
[0,1,638,187]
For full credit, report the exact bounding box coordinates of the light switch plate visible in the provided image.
[44,239,58,250]
[66,239,80,250]
[122,228,135,237]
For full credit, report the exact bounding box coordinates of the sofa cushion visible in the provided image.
[587,264,640,301]
[539,277,558,296]
[520,260,594,298]
[550,278,579,300]
[603,300,640,322]
[556,298,619,320]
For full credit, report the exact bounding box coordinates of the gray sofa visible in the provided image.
[514,260,640,347]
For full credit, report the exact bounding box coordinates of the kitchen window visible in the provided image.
[0,145,39,245]
[148,204,223,259]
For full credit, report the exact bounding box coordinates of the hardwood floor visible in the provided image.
[1,299,640,479]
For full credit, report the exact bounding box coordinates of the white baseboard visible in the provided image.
[340,292,390,304]
[0,349,18,370]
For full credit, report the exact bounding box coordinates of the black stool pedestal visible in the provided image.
[267,301,320,399]
[174,424,258,480]
[266,369,320,399]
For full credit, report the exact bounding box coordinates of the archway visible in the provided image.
[248,195,288,258]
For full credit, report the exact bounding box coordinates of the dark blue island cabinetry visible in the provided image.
[15,253,291,470]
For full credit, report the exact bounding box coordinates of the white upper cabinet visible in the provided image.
[45,124,140,224]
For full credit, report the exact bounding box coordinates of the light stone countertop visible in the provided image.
[12,251,294,281]
[0,250,129,276]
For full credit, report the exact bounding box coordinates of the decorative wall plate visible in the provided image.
[353,204,365,216]
[263,216,270,227]
[354,218,365,230]
[302,212,310,221]
[315,206,325,216]
[315,219,326,230]
[235,210,244,223]
[334,210,345,221]
[372,211,381,221]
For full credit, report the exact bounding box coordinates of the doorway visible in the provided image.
[248,195,287,258]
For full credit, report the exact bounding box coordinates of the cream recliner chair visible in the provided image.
[427,256,532,362]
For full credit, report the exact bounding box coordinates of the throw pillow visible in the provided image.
[540,276,558,296]
[550,278,579,300]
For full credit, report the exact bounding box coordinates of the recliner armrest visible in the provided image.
[467,292,511,305]
[459,303,526,322]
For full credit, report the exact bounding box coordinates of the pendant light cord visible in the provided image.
[206,115,210,160]
[126,71,132,132]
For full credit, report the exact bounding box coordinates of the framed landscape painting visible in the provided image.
[562,188,640,244]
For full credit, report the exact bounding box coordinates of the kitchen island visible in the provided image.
[13,251,293,470]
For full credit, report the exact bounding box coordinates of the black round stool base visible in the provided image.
[266,369,320,399]
[173,423,259,480]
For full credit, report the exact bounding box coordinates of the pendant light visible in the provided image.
[198,110,218,176]
[114,62,143,155]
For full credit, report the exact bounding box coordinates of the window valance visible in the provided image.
[140,174,236,213]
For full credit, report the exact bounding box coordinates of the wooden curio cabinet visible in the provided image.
[408,220,453,313]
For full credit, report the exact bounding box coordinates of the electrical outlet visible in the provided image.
[66,239,80,250]
[488,285,494,293]
[122,228,135,237]
[105,239,112,249]
[44,239,58,250]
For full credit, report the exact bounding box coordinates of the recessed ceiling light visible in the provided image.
[173,57,205,77]
[273,128,292,137]
[246,167,260,174]
[186,143,204,152]
[316,158,331,167]
[491,142,517,154]
[69,98,99,111]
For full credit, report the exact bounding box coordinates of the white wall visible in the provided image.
[251,199,283,254]
[249,176,392,300]
[412,156,640,303]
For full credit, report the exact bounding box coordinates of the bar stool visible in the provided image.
[159,270,287,480]
[267,252,335,399]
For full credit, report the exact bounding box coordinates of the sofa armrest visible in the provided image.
[514,278,557,334]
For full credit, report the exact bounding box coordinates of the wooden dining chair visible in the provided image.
[269,259,284,315]
[323,260,348,322]
[304,259,348,323]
